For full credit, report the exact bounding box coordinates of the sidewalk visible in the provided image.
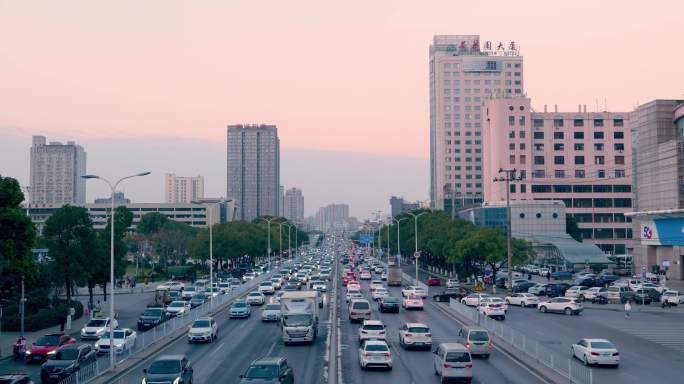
[70,280,165,297]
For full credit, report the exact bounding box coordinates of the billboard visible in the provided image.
[640,218,684,246]
[359,234,374,245]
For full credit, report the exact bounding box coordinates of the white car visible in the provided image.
[583,287,608,301]
[218,282,233,294]
[358,340,392,370]
[380,271,388,281]
[528,283,551,296]
[538,297,583,315]
[371,288,389,301]
[246,291,266,305]
[358,320,386,342]
[346,287,362,302]
[571,338,619,366]
[402,294,424,310]
[481,297,508,312]
[539,268,550,276]
[81,317,118,340]
[258,281,275,295]
[401,286,427,298]
[661,290,684,305]
[242,272,256,281]
[182,286,198,300]
[187,317,218,343]
[478,302,506,320]
[347,292,364,303]
[360,271,372,280]
[261,303,282,322]
[270,278,282,290]
[166,300,191,317]
[446,279,460,288]
[505,293,540,307]
[94,328,136,355]
[398,322,432,349]
[565,286,591,299]
[370,280,384,291]
[156,281,185,291]
[460,293,490,307]
[312,281,327,291]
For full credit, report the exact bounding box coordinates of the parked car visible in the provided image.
[571,338,619,366]
[661,290,684,305]
[565,286,591,299]
[538,297,583,315]
[142,355,193,384]
[551,271,573,280]
[461,293,490,307]
[582,287,609,302]
[632,289,654,305]
[426,277,441,286]
[547,283,571,296]
[446,279,460,288]
[528,283,552,296]
[504,293,540,307]
[433,287,471,302]
[598,274,621,286]
[512,281,536,293]
[575,278,600,288]
[40,344,96,384]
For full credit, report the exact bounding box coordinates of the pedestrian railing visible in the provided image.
[56,272,272,384]
[448,299,593,384]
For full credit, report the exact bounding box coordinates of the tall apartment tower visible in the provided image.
[284,188,305,223]
[279,185,285,217]
[227,124,280,221]
[164,173,205,203]
[29,135,86,206]
[429,35,523,211]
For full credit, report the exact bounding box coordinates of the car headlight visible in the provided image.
[47,350,57,356]
[173,378,181,384]
[142,378,147,384]
[25,350,32,355]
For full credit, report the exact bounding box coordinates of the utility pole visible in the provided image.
[386,220,391,265]
[393,217,407,266]
[20,277,26,336]
[493,168,522,294]
[407,211,427,283]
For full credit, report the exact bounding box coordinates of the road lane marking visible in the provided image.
[266,341,277,356]
[214,342,225,353]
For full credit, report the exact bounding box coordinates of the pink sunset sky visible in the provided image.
[1,0,683,217]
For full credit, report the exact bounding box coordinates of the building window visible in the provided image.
[509,131,515,138]
[519,143,525,150]
[531,185,552,193]
[509,143,515,150]
[554,185,572,193]
[519,155,526,164]
[509,155,516,164]
[614,143,625,151]
[520,184,526,193]
[593,119,604,127]
[554,156,565,165]
[594,131,604,139]
[597,170,606,178]
[614,132,624,139]
[534,143,544,151]
[534,156,545,165]
[595,143,604,151]
[574,132,584,139]
[519,131,526,138]
[533,170,545,178]
[613,119,624,127]
[554,119,564,128]
[510,184,516,193]
[554,143,564,151]
[613,185,631,193]
[595,156,605,165]
[574,156,585,164]
[554,132,564,140]
[554,170,565,178]
[575,170,585,178]
[573,119,584,127]
[574,143,584,150]
[519,116,526,126]
[533,119,544,128]
[573,185,592,193]
[615,156,625,165]
[615,169,626,178]
[594,198,613,208]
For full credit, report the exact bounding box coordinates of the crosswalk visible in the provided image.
[611,322,684,353]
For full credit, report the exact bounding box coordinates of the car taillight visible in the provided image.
[465,363,473,368]
[363,352,370,357]
[425,333,432,337]
[464,343,470,349]
[487,343,494,350]
[612,352,620,356]
[405,333,413,337]
[379,330,385,334]
[590,352,600,356]
[361,330,367,334]
[443,363,453,368]
[383,352,390,357]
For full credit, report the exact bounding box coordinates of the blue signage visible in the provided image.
[652,218,684,246]
[359,234,374,245]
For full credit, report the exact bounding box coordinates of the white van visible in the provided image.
[349,299,371,322]
[433,343,473,383]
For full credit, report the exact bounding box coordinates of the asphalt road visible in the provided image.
[111,286,331,384]
[0,291,155,381]
[338,269,545,384]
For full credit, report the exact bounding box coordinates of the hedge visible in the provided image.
[2,300,84,332]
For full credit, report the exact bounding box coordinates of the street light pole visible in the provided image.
[81,171,150,371]
[262,217,282,271]
[386,221,391,265]
[407,211,427,283]
[193,199,219,305]
[392,217,407,267]
[494,168,522,294]
[277,221,286,264]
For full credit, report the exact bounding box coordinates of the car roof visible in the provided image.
[583,338,611,343]
[438,342,469,351]
[362,320,384,326]
[251,356,285,365]
[362,339,388,346]
[405,322,428,327]
[156,354,186,361]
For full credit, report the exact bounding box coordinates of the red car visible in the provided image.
[25,333,76,363]
[426,277,441,286]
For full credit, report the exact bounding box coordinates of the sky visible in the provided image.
[1,0,683,218]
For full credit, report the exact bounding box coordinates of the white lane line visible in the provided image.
[266,340,277,356]
[214,342,225,353]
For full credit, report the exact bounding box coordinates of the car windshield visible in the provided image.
[283,314,312,327]
[265,304,280,310]
[233,302,247,308]
[469,331,489,341]
[244,364,279,378]
[194,294,207,300]
[50,348,80,360]
[365,344,388,352]
[87,319,107,327]
[102,331,126,339]
[445,351,471,363]
[186,287,196,292]
[590,341,615,349]
[249,293,261,297]
[352,302,370,310]
[408,327,429,333]
[143,309,162,316]
[36,335,60,346]
[193,320,210,328]
[363,324,384,331]
[383,297,399,303]
[148,360,181,374]
[170,302,185,307]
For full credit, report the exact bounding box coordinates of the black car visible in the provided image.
[190,294,209,308]
[495,276,508,289]
[0,374,34,384]
[547,283,571,297]
[283,283,300,291]
[138,307,168,331]
[633,289,655,304]
[433,287,471,302]
[378,297,400,313]
[240,357,294,384]
[40,344,95,384]
[143,355,193,384]
[513,281,536,293]
[575,278,600,288]
[598,274,620,286]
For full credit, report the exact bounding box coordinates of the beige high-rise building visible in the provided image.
[284,188,304,223]
[29,135,86,206]
[429,35,524,211]
[165,173,205,204]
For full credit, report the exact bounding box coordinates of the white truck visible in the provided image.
[280,291,319,345]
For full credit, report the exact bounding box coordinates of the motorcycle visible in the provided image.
[13,337,26,361]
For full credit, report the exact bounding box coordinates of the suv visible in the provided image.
[358,320,386,343]
[538,297,583,315]
[240,357,294,384]
[40,344,95,384]
[138,307,168,331]
[399,322,432,349]
[188,317,218,343]
[143,355,193,384]
[80,317,118,340]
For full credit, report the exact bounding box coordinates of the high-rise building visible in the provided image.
[389,196,420,217]
[429,35,524,211]
[29,135,86,206]
[482,97,633,255]
[227,124,280,221]
[165,173,204,203]
[284,188,304,224]
[628,99,684,281]
[94,191,130,204]
[279,185,285,217]
[315,203,350,232]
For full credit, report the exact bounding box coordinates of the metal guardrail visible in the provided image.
[56,273,271,384]
[448,299,593,384]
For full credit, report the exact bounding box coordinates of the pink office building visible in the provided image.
[483,97,633,255]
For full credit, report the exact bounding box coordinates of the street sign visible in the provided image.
[413,251,420,259]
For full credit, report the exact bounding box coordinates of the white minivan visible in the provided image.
[349,299,371,322]
[433,343,473,383]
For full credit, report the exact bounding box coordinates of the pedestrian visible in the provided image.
[546,271,551,281]
[527,273,532,280]
[624,300,632,319]
[59,313,66,332]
